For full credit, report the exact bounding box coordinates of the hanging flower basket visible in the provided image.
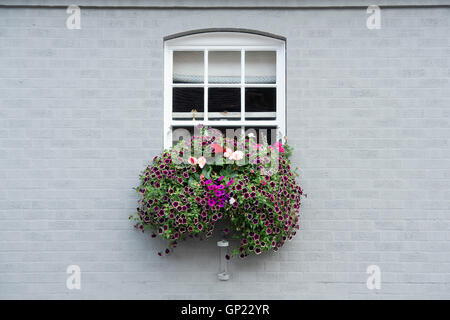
[130,126,305,259]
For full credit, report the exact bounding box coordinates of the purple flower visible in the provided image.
[215,190,224,197]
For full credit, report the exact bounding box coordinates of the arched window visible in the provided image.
[163,29,286,148]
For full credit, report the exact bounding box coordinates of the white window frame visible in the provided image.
[163,31,286,149]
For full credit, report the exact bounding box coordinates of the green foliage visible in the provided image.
[131,129,304,258]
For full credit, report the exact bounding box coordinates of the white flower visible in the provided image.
[248,133,255,138]
[197,156,207,168]
[223,147,233,158]
[230,150,244,161]
[229,197,235,205]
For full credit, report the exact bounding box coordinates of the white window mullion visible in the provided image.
[169,120,280,127]
[240,49,245,122]
[164,48,173,149]
[276,47,286,139]
[204,49,208,122]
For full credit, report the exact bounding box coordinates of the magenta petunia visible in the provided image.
[134,134,303,259]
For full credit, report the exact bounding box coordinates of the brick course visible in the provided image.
[0,3,449,299]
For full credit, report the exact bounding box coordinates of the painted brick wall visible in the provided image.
[0,3,449,299]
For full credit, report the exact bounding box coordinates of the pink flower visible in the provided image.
[211,143,223,153]
[274,142,285,153]
[226,179,234,187]
[188,156,197,165]
[197,156,207,168]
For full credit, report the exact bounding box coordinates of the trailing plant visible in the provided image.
[130,126,304,258]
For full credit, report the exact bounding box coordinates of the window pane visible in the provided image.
[171,126,278,147]
[245,51,276,84]
[173,51,204,84]
[172,126,243,148]
[245,126,278,145]
[245,88,276,120]
[208,51,241,84]
[209,126,243,142]
[172,126,195,146]
[172,88,204,120]
[208,88,240,120]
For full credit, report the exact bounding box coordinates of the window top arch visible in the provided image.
[164,28,286,47]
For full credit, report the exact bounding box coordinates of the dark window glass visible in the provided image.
[208,88,240,120]
[172,126,195,146]
[245,88,276,120]
[173,88,204,119]
[245,88,276,113]
[245,126,278,145]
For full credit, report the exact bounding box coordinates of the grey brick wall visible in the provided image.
[0,3,449,299]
